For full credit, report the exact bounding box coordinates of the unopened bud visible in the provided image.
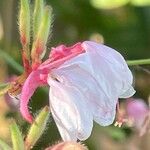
[31,6,52,67]
[10,121,24,150]
[19,0,30,48]
[25,106,49,150]
[33,0,44,39]
[46,141,88,150]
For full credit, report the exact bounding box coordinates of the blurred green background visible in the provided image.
[0,0,150,150]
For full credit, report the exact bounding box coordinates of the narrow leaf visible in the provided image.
[10,121,24,150]
[0,138,12,150]
[90,0,129,9]
[0,49,23,73]
[131,0,150,6]
[25,106,49,150]
[0,83,12,96]
[0,82,9,89]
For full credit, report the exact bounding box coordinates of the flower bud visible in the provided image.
[46,141,88,150]
[19,0,30,49]
[33,0,44,39]
[25,106,49,150]
[31,6,52,68]
[10,121,24,150]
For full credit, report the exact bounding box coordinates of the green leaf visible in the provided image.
[0,138,12,150]
[10,121,25,150]
[0,83,11,96]
[25,106,49,150]
[0,83,9,89]
[0,49,23,73]
[90,0,129,9]
[107,127,126,141]
[131,0,150,6]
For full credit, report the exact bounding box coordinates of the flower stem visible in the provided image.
[127,58,150,66]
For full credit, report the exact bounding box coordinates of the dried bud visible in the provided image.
[19,0,30,49]
[25,106,49,150]
[31,6,52,68]
[10,121,24,150]
[46,141,88,150]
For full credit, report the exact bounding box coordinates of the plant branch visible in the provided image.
[127,58,150,66]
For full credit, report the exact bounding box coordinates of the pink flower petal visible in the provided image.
[126,98,149,129]
[20,71,44,123]
[39,43,84,71]
[127,99,148,118]
[20,43,84,123]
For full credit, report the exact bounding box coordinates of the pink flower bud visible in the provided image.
[126,98,150,136]
[126,98,149,129]
[46,142,88,150]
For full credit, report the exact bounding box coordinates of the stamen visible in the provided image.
[114,102,127,127]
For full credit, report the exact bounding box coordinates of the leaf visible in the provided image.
[0,49,23,73]
[10,121,25,150]
[0,82,9,89]
[90,0,129,9]
[25,106,49,150]
[0,83,12,96]
[0,138,12,150]
[131,0,150,6]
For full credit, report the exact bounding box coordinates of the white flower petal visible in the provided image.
[51,65,117,126]
[51,108,77,141]
[47,41,135,140]
[48,76,93,141]
[53,41,135,126]
[119,86,136,98]
[82,41,135,98]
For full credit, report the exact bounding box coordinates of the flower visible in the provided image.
[20,41,135,141]
[126,98,150,136]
